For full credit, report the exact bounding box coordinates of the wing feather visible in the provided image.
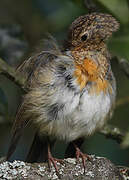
[7,36,62,160]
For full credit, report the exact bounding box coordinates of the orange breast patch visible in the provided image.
[74,58,110,94]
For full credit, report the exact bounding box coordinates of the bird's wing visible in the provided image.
[17,34,62,86]
[7,42,62,160]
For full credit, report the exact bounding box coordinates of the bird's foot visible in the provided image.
[48,151,63,177]
[75,146,92,174]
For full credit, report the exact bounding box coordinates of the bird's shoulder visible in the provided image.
[16,38,74,89]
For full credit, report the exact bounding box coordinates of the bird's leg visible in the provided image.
[65,138,84,158]
[65,138,92,173]
[73,143,91,174]
[47,143,63,175]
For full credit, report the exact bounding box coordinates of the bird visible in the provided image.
[6,12,119,175]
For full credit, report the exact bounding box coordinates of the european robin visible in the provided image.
[7,12,119,175]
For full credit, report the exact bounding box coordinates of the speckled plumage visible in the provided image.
[7,13,119,165]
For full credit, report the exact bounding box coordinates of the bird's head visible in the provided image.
[68,13,119,48]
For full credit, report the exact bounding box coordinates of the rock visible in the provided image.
[0,155,126,180]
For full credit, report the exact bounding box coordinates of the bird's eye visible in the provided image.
[81,34,88,41]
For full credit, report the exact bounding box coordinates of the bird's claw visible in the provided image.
[75,147,92,174]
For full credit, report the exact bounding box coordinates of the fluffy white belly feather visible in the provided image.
[39,89,112,142]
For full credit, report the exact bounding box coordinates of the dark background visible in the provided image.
[0,0,129,166]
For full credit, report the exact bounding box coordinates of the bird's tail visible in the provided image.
[6,130,22,161]
[6,103,30,161]
[26,133,55,163]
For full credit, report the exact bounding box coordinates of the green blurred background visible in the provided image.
[0,0,129,167]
